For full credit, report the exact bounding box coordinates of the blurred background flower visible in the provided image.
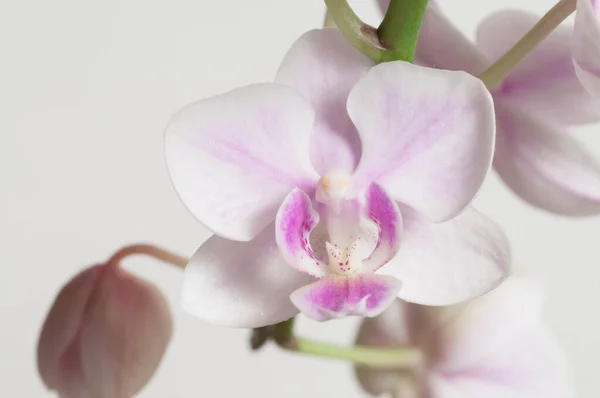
[355,276,573,398]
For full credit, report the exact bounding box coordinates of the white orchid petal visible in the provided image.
[165,83,319,241]
[348,61,495,222]
[275,29,372,174]
[182,226,312,328]
[379,206,510,306]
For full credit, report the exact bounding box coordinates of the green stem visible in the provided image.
[324,0,386,62]
[267,319,420,369]
[278,337,422,369]
[479,0,576,89]
[377,0,429,63]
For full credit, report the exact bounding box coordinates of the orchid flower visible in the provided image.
[355,276,573,398]
[165,28,511,327]
[574,0,600,95]
[378,2,600,216]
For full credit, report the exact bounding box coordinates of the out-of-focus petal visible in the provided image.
[348,61,495,222]
[430,276,544,371]
[165,83,319,242]
[290,275,401,321]
[494,103,600,216]
[417,3,489,74]
[379,207,510,306]
[182,226,312,328]
[275,29,372,174]
[276,188,328,278]
[574,0,600,96]
[429,327,573,398]
[478,10,600,125]
[362,183,402,273]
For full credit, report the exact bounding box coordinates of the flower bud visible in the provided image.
[37,263,172,398]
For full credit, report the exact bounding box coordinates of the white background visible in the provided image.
[1,0,599,396]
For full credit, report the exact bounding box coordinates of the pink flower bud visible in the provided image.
[37,263,172,398]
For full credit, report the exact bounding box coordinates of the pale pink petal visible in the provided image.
[290,275,402,321]
[417,4,489,74]
[494,103,600,216]
[165,83,319,242]
[379,206,510,306]
[478,10,600,125]
[362,183,402,273]
[354,299,414,396]
[182,225,312,328]
[276,188,329,278]
[574,0,600,96]
[429,326,573,398]
[275,29,372,174]
[348,62,495,222]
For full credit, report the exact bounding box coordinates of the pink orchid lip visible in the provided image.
[290,275,402,322]
[275,182,404,321]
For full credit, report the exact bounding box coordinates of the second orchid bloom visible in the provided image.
[165,28,511,327]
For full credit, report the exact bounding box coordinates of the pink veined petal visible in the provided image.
[165,83,319,242]
[494,102,600,216]
[275,29,372,174]
[348,62,495,222]
[429,326,573,398]
[416,3,489,74]
[378,206,510,306]
[478,10,600,125]
[290,275,402,321]
[275,188,329,278]
[181,224,312,328]
[361,183,403,273]
[574,0,600,96]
